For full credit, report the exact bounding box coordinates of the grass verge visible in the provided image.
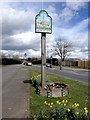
[28,68,89,118]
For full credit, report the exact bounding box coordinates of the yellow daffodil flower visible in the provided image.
[77,103,79,107]
[64,104,66,106]
[48,103,50,106]
[73,103,79,108]
[84,107,88,110]
[57,101,59,104]
[76,112,79,115]
[51,102,53,105]
[85,109,88,114]
[58,102,61,105]
[50,105,53,108]
[62,100,65,103]
[67,109,70,112]
[44,101,47,104]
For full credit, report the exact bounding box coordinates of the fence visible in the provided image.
[62,60,90,69]
[78,60,90,69]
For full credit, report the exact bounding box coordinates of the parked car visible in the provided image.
[26,62,32,66]
[46,63,51,68]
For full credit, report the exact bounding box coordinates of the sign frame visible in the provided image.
[35,10,52,34]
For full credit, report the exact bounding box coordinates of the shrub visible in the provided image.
[30,75,41,88]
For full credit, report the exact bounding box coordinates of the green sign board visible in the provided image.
[35,10,52,34]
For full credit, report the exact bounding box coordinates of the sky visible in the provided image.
[0,0,89,59]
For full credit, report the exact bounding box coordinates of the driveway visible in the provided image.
[2,65,29,118]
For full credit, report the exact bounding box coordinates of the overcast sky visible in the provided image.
[0,0,89,59]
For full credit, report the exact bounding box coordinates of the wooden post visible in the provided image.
[41,33,46,88]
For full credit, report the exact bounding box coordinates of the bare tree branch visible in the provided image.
[54,38,73,70]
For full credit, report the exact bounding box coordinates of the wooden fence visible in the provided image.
[62,60,90,69]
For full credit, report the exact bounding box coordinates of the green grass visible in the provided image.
[28,68,89,118]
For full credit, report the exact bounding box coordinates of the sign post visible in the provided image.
[41,33,46,87]
[35,10,52,88]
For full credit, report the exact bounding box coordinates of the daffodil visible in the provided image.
[76,112,79,115]
[85,109,88,114]
[51,102,53,105]
[65,100,68,103]
[58,102,61,105]
[57,101,59,104]
[62,100,65,103]
[72,105,74,108]
[64,104,66,106]
[44,101,47,104]
[73,103,79,107]
[48,103,50,106]
[84,107,88,110]
[67,109,70,112]
[50,105,53,108]
[77,103,79,107]
[84,110,88,116]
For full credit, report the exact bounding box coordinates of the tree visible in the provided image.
[54,39,73,70]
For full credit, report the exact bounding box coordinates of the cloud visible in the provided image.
[2,31,41,51]
[66,1,86,11]
[46,5,59,24]
[69,51,88,59]
[53,18,88,59]
[26,49,40,58]
[1,6,36,35]
[1,0,89,2]
[66,0,89,2]
[1,2,88,59]
[59,7,76,23]
[58,2,87,23]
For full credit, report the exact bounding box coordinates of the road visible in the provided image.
[1,64,89,118]
[2,65,29,118]
[30,65,89,84]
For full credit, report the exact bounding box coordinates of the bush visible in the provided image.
[2,58,22,65]
[32,80,38,88]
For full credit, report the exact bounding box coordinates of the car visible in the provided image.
[26,62,32,66]
[46,63,52,68]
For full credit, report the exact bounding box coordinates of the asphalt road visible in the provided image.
[2,65,29,118]
[30,65,89,84]
[1,64,89,118]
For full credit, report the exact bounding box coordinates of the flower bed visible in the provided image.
[33,100,89,120]
[29,69,89,119]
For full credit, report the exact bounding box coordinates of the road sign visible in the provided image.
[35,10,52,34]
[35,10,52,88]
[50,56,53,59]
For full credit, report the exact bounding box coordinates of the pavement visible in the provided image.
[52,65,89,71]
[2,65,29,118]
[0,66,2,120]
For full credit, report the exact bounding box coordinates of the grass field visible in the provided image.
[28,68,89,118]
